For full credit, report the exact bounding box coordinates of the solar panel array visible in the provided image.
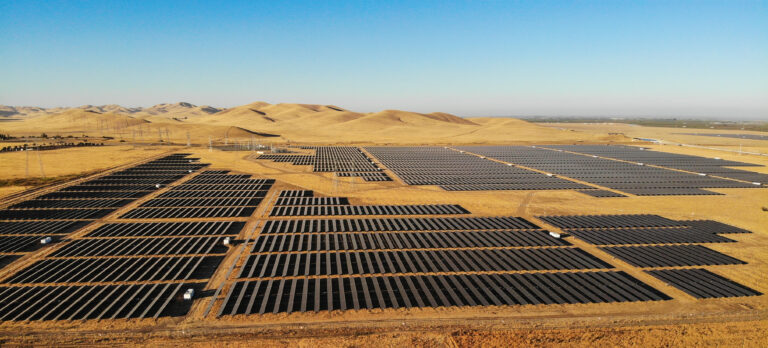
[0,154,202,269]
[454,146,764,196]
[0,158,268,321]
[544,145,768,185]
[537,214,752,245]
[537,214,758,298]
[674,133,768,141]
[256,146,392,182]
[365,146,590,191]
[1,145,763,323]
[269,191,469,217]
[600,245,746,268]
[645,269,761,298]
[0,282,206,321]
[219,192,672,316]
[119,171,274,219]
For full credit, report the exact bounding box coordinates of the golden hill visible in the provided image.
[0,101,628,144]
[0,108,275,142]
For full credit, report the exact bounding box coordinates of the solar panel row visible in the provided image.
[274,197,349,206]
[120,206,257,219]
[269,204,470,217]
[238,248,612,278]
[538,214,686,229]
[0,208,115,220]
[182,178,270,185]
[85,221,245,237]
[251,230,569,253]
[566,227,735,245]
[51,236,229,257]
[8,199,135,209]
[0,221,90,236]
[260,217,539,234]
[577,190,627,198]
[172,183,273,191]
[335,172,392,181]
[4,255,225,283]
[220,272,669,315]
[157,190,268,198]
[139,197,263,207]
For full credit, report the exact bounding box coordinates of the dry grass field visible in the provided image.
[1,112,767,347]
[0,145,180,197]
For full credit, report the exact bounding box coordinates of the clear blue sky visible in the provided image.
[1,1,766,119]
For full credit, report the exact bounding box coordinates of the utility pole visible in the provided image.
[209,136,212,152]
[25,148,30,178]
[186,131,191,147]
[37,148,46,178]
[332,159,339,194]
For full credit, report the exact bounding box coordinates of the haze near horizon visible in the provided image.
[1,0,766,119]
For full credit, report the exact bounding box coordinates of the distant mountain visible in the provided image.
[0,105,49,117]
[0,102,221,118]
[137,102,222,117]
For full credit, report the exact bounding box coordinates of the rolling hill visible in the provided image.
[0,101,628,144]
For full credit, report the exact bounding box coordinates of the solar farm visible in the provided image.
[0,142,766,345]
